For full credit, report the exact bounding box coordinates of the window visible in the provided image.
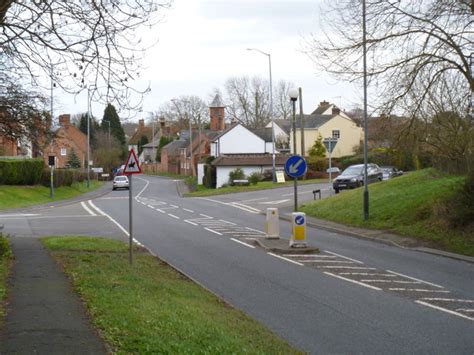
[60,148,67,156]
[332,130,340,139]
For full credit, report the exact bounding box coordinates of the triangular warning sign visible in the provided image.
[123,149,142,174]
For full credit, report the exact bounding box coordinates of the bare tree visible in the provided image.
[158,95,208,130]
[1,0,171,111]
[273,80,294,120]
[306,0,473,117]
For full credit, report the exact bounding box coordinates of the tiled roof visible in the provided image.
[162,139,188,155]
[272,119,292,134]
[209,93,225,108]
[212,154,290,167]
[295,114,334,129]
[128,126,153,145]
[251,127,273,142]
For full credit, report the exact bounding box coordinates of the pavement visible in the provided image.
[0,179,472,353]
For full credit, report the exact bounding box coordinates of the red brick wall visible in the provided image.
[210,107,225,131]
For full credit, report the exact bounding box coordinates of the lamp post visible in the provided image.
[362,0,369,220]
[247,48,276,183]
[87,87,91,188]
[289,88,299,211]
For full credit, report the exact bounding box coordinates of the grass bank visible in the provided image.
[300,169,473,256]
[42,236,300,354]
[143,171,184,179]
[186,178,326,197]
[0,181,104,210]
[0,234,13,322]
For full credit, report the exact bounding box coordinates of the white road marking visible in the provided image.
[456,309,474,313]
[386,270,444,289]
[98,197,128,200]
[245,227,266,234]
[156,209,165,213]
[420,298,474,303]
[230,202,261,214]
[80,201,97,216]
[415,301,474,321]
[170,204,179,208]
[338,273,398,277]
[268,253,303,266]
[200,213,213,218]
[298,260,355,264]
[147,204,154,208]
[205,227,222,236]
[258,199,290,205]
[389,288,450,293]
[184,220,198,226]
[324,272,382,291]
[283,254,336,258]
[231,238,255,249]
[183,208,194,213]
[324,251,364,264]
[218,219,236,225]
[282,190,314,197]
[135,176,150,198]
[168,214,180,219]
[361,280,422,284]
[88,200,129,237]
[239,197,268,203]
[317,266,376,270]
[0,213,40,218]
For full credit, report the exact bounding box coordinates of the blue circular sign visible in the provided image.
[285,155,307,178]
[295,215,305,225]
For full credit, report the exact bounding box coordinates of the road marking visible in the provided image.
[324,272,382,291]
[386,270,444,289]
[230,202,261,214]
[168,214,180,219]
[147,204,154,208]
[245,227,266,234]
[183,208,194,213]
[135,176,150,198]
[456,309,474,313]
[80,201,97,216]
[317,266,376,270]
[324,251,364,264]
[258,199,290,205]
[239,197,268,203]
[0,213,40,218]
[205,227,222,236]
[338,273,397,277]
[361,280,422,284]
[200,213,213,218]
[231,238,255,249]
[185,220,198,226]
[389,288,450,293]
[415,301,474,321]
[282,190,315,197]
[268,253,303,266]
[156,209,165,213]
[98,196,128,200]
[420,298,474,303]
[170,204,179,208]
[283,254,336,258]
[298,260,355,264]
[88,200,129,237]
[218,219,236,225]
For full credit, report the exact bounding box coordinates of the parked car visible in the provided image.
[333,163,383,193]
[112,175,129,190]
[380,166,403,180]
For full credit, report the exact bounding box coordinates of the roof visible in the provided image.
[272,119,292,134]
[212,154,290,167]
[162,139,188,155]
[209,93,225,108]
[311,101,333,115]
[295,114,334,129]
[128,126,153,145]
[250,127,273,142]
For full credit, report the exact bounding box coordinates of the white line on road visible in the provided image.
[317,266,377,270]
[456,309,474,313]
[135,176,150,198]
[81,201,97,216]
[282,190,315,197]
[168,214,180,219]
[324,251,364,264]
[283,254,336,258]
[218,219,236,225]
[258,199,290,205]
[338,273,397,277]
[415,301,474,321]
[230,202,261,214]
[268,253,303,266]
[88,200,129,237]
[389,288,450,293]
[324,272,382,291]
[0,213,40,218]
[200,213,213,218]
[230,238,255,249]
[420,298,474,303]
[361,280,422,284]
[245,227,266,234]
[298,260,354,264]
[183,208,194,213]
[170,204,179,208]
[205,227,222,236]
[156,209,165,213]
[184,220,198,226]
[239,197,268,203]
[386,270,444,289]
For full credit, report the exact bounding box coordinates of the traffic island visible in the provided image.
[254,238,320,254]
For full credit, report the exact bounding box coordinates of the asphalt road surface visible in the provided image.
[1,175,473,354]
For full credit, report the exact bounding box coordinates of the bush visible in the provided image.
[41,169,88,187]
[0,158,44,185]
[305,169,328,179]
[0,234,12,258]
[262,169,273,181]
[307,157,328,172]
[228,168,246,186]
[184,176,197,191]
[444,171,474,228]
[248,172,262,185]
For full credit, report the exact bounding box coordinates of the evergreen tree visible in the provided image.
[102,104,126,146]
[65,148,81,168]
[78,113,99,142]
[308,134,326,158]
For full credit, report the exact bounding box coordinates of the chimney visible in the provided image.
[138,119,145,129]
[209,94,225,131]
[58,114,71,127]
[332,107,341,115]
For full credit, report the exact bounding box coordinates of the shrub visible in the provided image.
[228,168,246,185]
[248,172,262,185]
[0,158,44,185]
[444,171,474,228]
[305,169,328,179]
[184,176,197,191]
[41,169,88,187]
[262,169,273,181]
[0,234,12,258]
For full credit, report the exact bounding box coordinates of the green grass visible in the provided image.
[0,181,104,210]
[42,236,301,354]
[300,169,473,256]
[186,178,326,197]
[143,171,184,179]
[0,234,13,322]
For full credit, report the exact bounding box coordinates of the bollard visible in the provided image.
[265,208,280,239]
[290,212,307,248]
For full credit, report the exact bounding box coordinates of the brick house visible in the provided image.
[43,114,87,168]
[128,119,153,157]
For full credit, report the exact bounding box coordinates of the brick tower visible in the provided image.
[209,94,225,131]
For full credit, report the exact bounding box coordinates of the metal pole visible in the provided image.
[188,112,193,176]
[299,87,305,156]
[363,0,369,220]
[129,174,133,265]
[152,120,155,163]
[329,141,332,185]
[87,88,91,188]
[268,54,276,183]
[50,166,54,198]
[292,99,298,212]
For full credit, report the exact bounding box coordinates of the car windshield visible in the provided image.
[115,177,127,181]
[341,166,363,176]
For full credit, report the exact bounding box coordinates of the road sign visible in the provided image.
[323,138,338,153]
[123,149,142,174]
[290,212,307,247]
[285,155,307,178]
[295,215,305,225]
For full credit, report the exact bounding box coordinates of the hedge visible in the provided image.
[0,159,44,185]
[41,169,88,188]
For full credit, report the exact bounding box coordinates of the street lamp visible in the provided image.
[289,88,299,155]
[362,0,369,220]
[247,48,276,183]
[87,87,91,188]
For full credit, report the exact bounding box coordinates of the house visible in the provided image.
[265,119,291,152]
[127,119,154,158]
[291,101,363,158]
[43,114,87,168]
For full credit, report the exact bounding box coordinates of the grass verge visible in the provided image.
[0,234,13,322]
[42,236,301,354]
[186,178,326,197]
[143,171,184,179]
[300,169,473,256]
[0,180,104,210]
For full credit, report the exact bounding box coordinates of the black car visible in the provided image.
[333,164,383,193]
[380,166,403,180]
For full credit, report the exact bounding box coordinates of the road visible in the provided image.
[1,175,473,354]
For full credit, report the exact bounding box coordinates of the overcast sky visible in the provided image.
[55,0,361,122]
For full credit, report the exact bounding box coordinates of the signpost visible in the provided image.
[48,156,55,198]
[123,148,142,265]
[284,155,307,211]
[323,138,338,189]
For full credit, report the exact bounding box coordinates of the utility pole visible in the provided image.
[298,87,305,156]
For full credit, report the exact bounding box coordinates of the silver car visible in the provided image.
[112,176,129,190]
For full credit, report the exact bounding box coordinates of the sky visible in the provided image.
[54,0,361,123]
